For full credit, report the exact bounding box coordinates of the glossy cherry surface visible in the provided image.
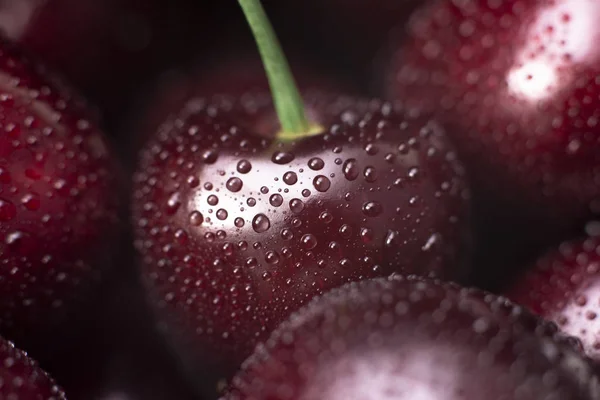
[132,91,470,389]
[386,0,600,225]
[0,36,122,347]
[507,235,600,361]
[0,334,66,399]
[223,275,597,400]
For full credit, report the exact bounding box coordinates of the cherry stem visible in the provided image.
[238,0,322,139]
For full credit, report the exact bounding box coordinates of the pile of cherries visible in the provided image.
[1,0,600,399]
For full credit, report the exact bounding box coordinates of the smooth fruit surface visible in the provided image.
[0,36,122,346]
[0,335,66,399]
[132,91,470,387]
[507,236,600,361]
[386,0,600,224]
[223,275,597,400]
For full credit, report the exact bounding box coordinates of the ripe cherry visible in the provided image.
[132,0,470,393]
[223,275,598,400]
[0,36,122,350]
[507,235,600,362]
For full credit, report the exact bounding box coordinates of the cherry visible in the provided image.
[132,0,470,393]
[223,275,598,400]
[506,235,600,362]
[384,0,600,289]
[0,335,66,399]
[0,36,122,350]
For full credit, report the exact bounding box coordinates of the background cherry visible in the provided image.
[384,0,600,290]
[506,235,600,362]
[0,35,122,357]
[224,275,597,400]
[0,334,67,399]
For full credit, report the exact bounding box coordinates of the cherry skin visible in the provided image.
[506,235,600,362]
[223,275,598,400]
[385,0,600,288]
[132,91,471,392]
[0,335,67,399]
[0,37,122,349]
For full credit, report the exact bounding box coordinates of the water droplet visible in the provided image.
[282,247,292,258]
[364,143,378,155]
[362,201,383,217]
[226,177,243,192]
[302,189,311,197]
[222,242,234,256]
[265,250,280,265]
[340,259,351,268]
[364,167,377,182]
[319,211,333,223]
[166,192,182,215]
[234,218,245,228]
[269,194,283,207]
[281,228,294,240]
[407,167,420,181]
[339,224,352,239]
[272,151,295,164]
[0,198,16,221]
[289,198,304,213]
[247,197,256,207]
[252,214,271,233]
[207,195,219,206]
[217,230,227,239]
[360,227,373,243]
[189,211,204,226]
[0,167,10,184]
[237,160,252,174]
[216,209,228,220]
[205,232,215,242]
[283,172,298,185]
[301,234,318,250]
[174,229,188,244]
[308,157,324,170]
[246,257,258,268]
[343,159,359,181]
[260,186,269,194]
[384,230,398,247]
[204,182,213,190]
[201,149,218,164]
[291,218,302,227]
[313,175,331,192]
[187,176,200,188]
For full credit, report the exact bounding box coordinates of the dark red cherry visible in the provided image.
[132,91,471,392]
[385,0,600,288]
[223,275,598,400]
[0,334,66,399]
[0,37,122,349]
[506,235,600,362]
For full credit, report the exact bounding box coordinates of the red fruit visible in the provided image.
[0,37,122,348]
[507,235,600,362]
[223,275,597,400]
[386,0,600,224]
[0,335,66,399]
[132,91,471,391]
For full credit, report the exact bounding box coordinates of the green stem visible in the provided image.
[238,0,322,139]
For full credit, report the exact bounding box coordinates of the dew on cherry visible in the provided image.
[216,209,228,220]
[342,159,359,181]
[308,157,324,170]
[265,250,281,265]
[301,189,311,197]
[207,195,219,206]
[289,198,304,214]
[313,175,331,192]
[269,194,283,207]
[166,192,182,215]
[237,160,252,174]
[272,151,295,165]
[189,211,204,226]
[362,201,383,217]
[0,198,16,221]
[252,213,271,233]
[281,229,294,240]
[247,197,256,207]
[364,166,377,183]
[301,234,318,250]
[283,172,298,185]
[226,177,243,192]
